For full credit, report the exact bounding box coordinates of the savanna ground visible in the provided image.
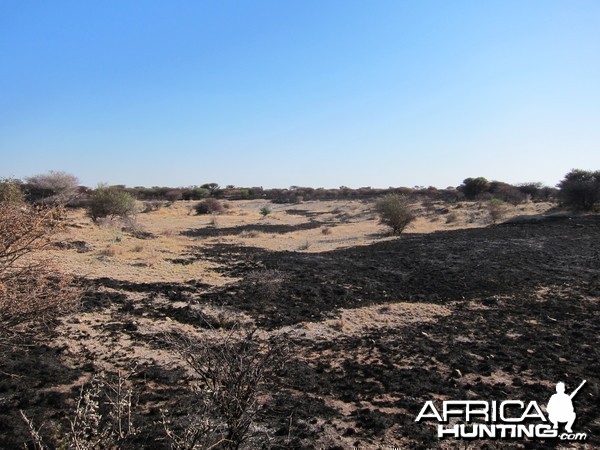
[1,198,599,449]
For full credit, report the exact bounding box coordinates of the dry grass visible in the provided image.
[43,199,553,285]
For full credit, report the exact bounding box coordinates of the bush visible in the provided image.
[445,211,459,223]
[488,181,527,205]
[88,185,137,222]
[487,198,507,224]
[142,200,165,213]
[21,371,140,449]
[459,177,489,200]
[165,329,287,449]
[0,203,79,347]
[164,189,182,202]
[375,194,416,235]
[182,187,210,201]
[194,198,224,215]
[557,169,600,211]
[0,178,25,204]
[259,205,272,217]
[246,269,286,301]
[25,170,79,205]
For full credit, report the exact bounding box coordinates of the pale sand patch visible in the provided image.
[277,302,452,341]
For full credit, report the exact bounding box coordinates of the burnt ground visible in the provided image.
[193,215,600,328]
[1,216,599,448]
[181,220,329,238]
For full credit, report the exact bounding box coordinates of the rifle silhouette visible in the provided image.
[569,380,587,400]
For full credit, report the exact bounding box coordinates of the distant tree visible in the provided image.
[517,182,543,199]
[557,169,600,211]
[488,181,526,205]
[88,185,137,222]
[164,189,183,203]
[459,177,489,200]
[375,194,416,235]
[201,183,221,196]
[25,170,79,204]
[182,187,211,200]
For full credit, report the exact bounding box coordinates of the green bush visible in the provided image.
[259,206,272,217]
[375,194,416,235]
[88,185,137,222]
[182,187,210,200]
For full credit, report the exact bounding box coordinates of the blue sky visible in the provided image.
[2,1,599,188]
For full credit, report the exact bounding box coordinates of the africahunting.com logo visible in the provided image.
[415,380,588,441]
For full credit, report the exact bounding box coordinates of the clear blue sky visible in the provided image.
[2,1,599,188]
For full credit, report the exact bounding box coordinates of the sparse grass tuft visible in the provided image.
[298,240,311,250]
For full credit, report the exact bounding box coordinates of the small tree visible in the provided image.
[459,177,489,200]
[375,194,416,235]
[88,185,137,222]
[201,183,221,196]
[557,169,600,211]
[487,198,507,224]
[25,170,79,204]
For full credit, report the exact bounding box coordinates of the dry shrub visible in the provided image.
[21,371,139,449]
[142,200,165,213]
[0,204,79,346]
[131,243,145,253]
[445,211,459,224]
[0,177,25,204]
[297,240,311,250]
[98,244,122,257]
[194,198,224,215]
[375,194,416,235]
[121,216,152,239]
[25,171,80,205]
[240,230,259,239]
[164,329,287,449]
[246,269,286,301]
[162,228,176,237]
[488,198,507,224]
[321,226,332,235]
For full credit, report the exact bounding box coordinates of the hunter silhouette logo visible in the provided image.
[415,379,588,441]
[547,380,586,433]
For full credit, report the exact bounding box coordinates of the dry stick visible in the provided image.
[19,410,46,450]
